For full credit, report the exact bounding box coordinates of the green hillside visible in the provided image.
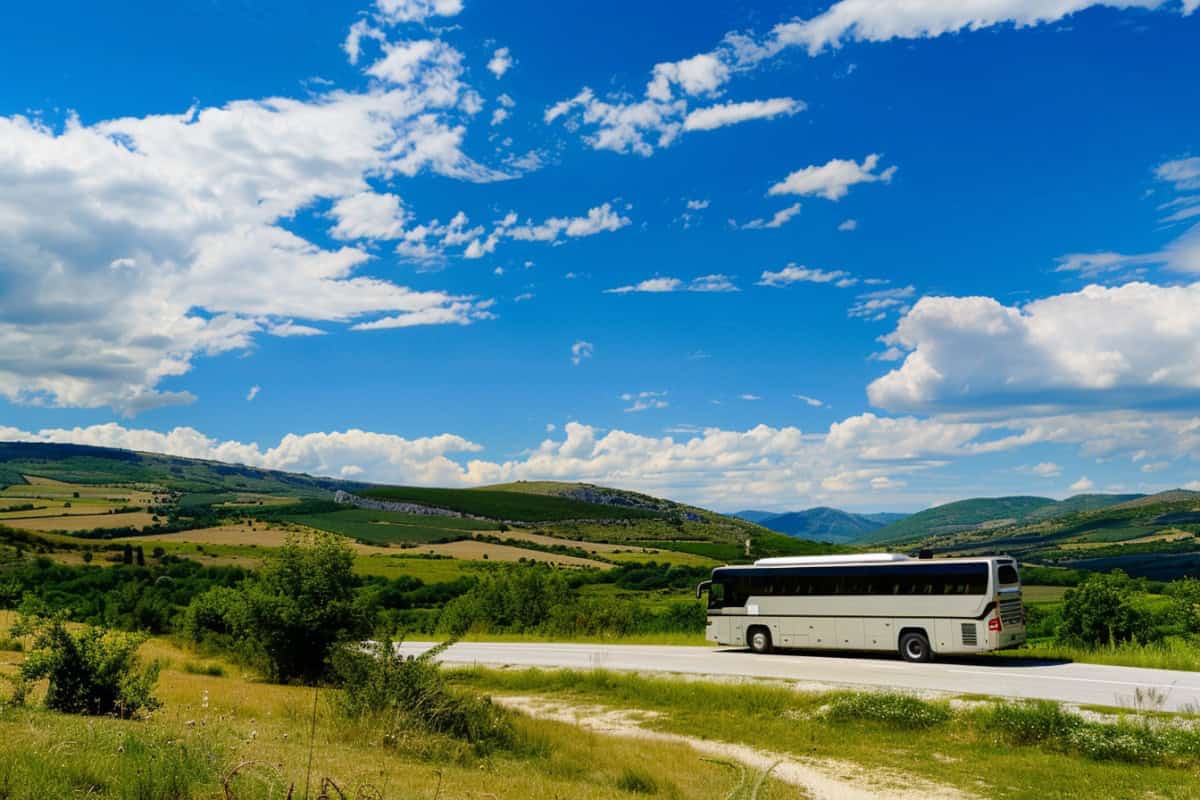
[0,441,358,497]
[862,493,1146,546]
[0,441,834,561]
[860,496,1055,545]
[887,490,1200,580]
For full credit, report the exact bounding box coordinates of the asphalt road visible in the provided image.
[398,641,1200,712]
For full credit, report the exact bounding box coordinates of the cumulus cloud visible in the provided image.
[868,282,1200,413]
[757,265,855,287]
[606,274,738,294]
[1032,462,1062,477]
[247,385,261,402]
[1070,476,1096,492]
[374,0,464,24]
[487,47,513,78]
[740,203,802,230]
[683,97,804,131]
[768,154,896,200]
[5,407,1199,508]
[838,218,858,232]
[0,14,515,414]
[571,340,594,365]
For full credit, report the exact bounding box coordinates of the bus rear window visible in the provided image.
[998,564,1019,585]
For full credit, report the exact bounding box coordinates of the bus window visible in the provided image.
[998,564,1019,585]
[708,582,726,609]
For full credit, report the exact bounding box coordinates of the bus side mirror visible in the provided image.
[696,580,711,599]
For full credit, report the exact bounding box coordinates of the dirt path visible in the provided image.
[495,695,976,800]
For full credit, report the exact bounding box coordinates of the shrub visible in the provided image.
[11,616,160,717]
[182,661,225,677]
[331,640,514,755]
[980,700,1081,745]
[1060,571,1151,646]
[821,692,950,728]
[616,767,659,794]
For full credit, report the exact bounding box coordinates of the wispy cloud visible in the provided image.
[571,340,594,366]
[606,274,738,294]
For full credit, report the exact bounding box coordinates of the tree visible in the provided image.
[1060,571,1148,647]
[240,534,369,684]
[12,616,160,717]
[122,543,133,565]
[135,546,145,567]
[82,550,93,564]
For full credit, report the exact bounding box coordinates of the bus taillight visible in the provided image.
[988,616,1002,632]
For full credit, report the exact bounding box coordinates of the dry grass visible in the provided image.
[7,510,156,532]
[0,610,801,799]
[134,525,614,569]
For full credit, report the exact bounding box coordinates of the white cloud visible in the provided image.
[838,218,858,232]
[849,286,916,320]
[545,423,556,433]
[761,0,1187,57]
[769,154,896,200]
[739,394,762,401]
[503,202,631,243]
[2,410,1198,509]
[490,108,509,126]
[757,265,854,287]
[740,203,802,230]
[487,47,513,78]
[622,390,669,413]
[606,275,738,294]
[1032,462,1062,478]
[795,394,825,407]
[513,292,534,303]
[1141,460,1170,473]
[686,199,710,210]
[571,340,594,366]
[1156,156,1200,191]
[683,97,804,132]
[1070,476,1096,492]
[374,0,464,24]
[869,282,1200,413]
[247,385,261,402]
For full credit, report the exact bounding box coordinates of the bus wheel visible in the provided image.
[899,631,932,663]
[748,627,773,654]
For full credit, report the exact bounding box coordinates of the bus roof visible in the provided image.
[742,553,1013,569]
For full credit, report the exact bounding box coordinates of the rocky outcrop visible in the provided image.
[333,490,463,517]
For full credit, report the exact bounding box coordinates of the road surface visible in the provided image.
[398,641,1200,712]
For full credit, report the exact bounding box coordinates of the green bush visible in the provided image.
[821,692,950,728]
[616,767,659,794]
[980,700,1081,745]
[182,661,225,677]
[330,640,515,755]
[11,616,160,717]
[1060,571,1151,646]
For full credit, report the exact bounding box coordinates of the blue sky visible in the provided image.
[1,0,1198,512]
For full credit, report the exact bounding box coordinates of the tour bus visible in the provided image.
[696,553,1025,661]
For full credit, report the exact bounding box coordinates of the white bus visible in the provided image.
[696,553,1025,661]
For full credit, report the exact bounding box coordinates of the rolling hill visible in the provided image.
[859,494,1143,546]
[0,441,838,563]
[732,507,909,544]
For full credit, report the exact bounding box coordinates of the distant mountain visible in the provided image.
[732,506,910,544]
[860,493,1147,546]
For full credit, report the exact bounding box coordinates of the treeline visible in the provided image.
[1,538,710,663]
[1029,570,1200,647]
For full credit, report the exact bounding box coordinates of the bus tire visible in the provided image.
[899,631,932,663]
[748,627,773,654]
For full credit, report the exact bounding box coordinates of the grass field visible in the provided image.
[456,667,1200,799]
[285,508,496,544]
[0,612,800,800]
[8,510,156,532]
[1022,585,1069,603]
